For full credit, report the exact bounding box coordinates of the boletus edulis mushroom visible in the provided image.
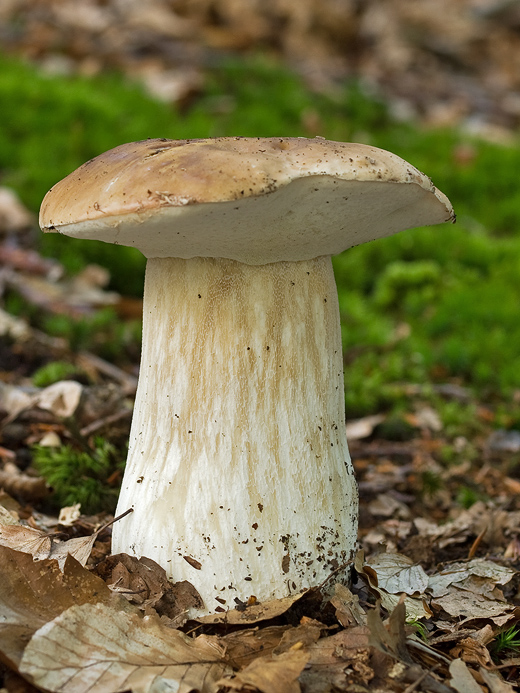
[40,137,454,614]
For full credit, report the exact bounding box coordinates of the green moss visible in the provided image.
[32,438,126,514]
[32,361,81,387]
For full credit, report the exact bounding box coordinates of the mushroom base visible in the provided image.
[112,255,358,614]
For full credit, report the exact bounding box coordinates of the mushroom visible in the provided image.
[40,137,454,613]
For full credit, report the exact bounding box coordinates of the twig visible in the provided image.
[80,408,132,437]
[77,351,138,394]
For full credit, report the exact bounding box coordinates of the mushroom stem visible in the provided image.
[112,255,358,613]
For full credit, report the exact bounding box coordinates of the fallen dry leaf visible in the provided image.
[359,552,433,620]
[20,601,230,693]
[34,380,83,419]
[272,621,323,655]
[432,585,518,626]
[427,558,518,626]
[329,582,367,627]
[220,625,291,669]
[217,650,309,693]
[345,414,385,441]
[428,559,516,598]
[448,658,482,693]
[479,666,516,692]
[300,627,372,692]
[366,552,429,594]
[197,591,308,625]
[97,553,203,624]
[0,521,98,569]
[0,547,127,669]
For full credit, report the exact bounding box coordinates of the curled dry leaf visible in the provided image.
[196,591,308,626]
[97,553,203,625]
[428,558,518,625]
[329,582,367,627]
[0,380,83,423]
[20,602,230,693]
[0,462,49,502]
[0,521,98,569]
[0,501,21,526]
[360,552,433,620]
[366,553,429,595]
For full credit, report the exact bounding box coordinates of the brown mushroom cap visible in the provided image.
[40,137,454,265]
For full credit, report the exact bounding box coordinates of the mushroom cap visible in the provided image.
[40,137,454,264]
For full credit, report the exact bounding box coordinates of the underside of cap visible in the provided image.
[40,137,454,264]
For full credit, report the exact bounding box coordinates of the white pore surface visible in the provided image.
[53,177,450,264]
[112,255,358,613]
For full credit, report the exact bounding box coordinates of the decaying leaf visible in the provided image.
[217,650,309,693]
[432,585,518,626]
[300,626,372,692]
[97,553,203,624]
[0,379,83,423]
[0,521,98,569]
[428,558,515,598]
[20,601,230,693]
[197,591,308,625]
[220,626,292,669]
[58,503,81,526]
[428,558,518,625]
[0,547,127,669]
[359,552,433,620]
[449,624,494,667]
[272,620,323,655]
[329,582,367,627]
[366,553,429,595]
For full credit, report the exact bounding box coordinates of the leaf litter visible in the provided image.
[0,182,519,691]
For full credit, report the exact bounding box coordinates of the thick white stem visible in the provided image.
[112,255,358,613]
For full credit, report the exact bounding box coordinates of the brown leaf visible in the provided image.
[0,522,98,569]
[450,636,494,668]
[20,602,230,693]
[0,463,49,502]
[97,553,203,624]
[367,600,412,664]
[300,627,372,692]
[0,523,51,558]
[197,591,308,625]
[220,626,291,669]
[218,650,309,693]
[0,547,127,669]
[448,658,483,693]
[330,583,367,627]
[479,666,516,693]
[272,622,323,655]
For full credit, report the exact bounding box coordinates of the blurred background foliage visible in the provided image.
[1,45,520,420]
